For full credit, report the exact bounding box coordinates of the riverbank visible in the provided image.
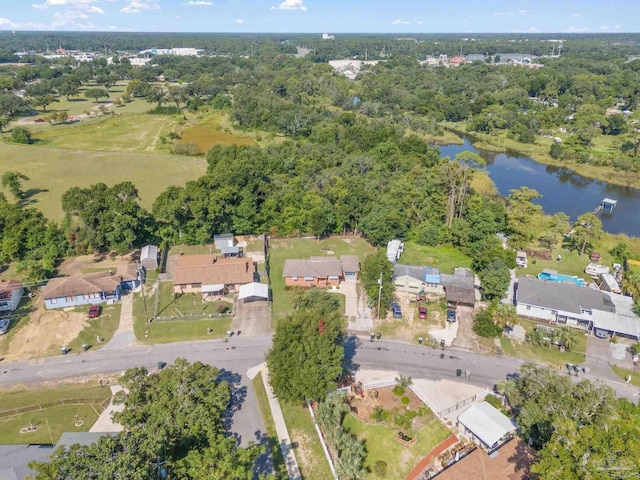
[443,124,640,190]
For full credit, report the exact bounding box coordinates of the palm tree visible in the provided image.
[622,274,640,298]
[336,434,367,480]
[496,378,517,404]
[558,328,578,352]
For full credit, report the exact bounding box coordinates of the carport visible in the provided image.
[238,282,269,304]
[591,309,640,341]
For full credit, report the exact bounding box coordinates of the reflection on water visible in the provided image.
[438,137,640,236]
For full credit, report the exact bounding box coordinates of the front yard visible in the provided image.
[500,319,587,366]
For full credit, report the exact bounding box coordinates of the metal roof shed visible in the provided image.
[457,402,517,451]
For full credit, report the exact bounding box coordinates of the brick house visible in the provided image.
[172,255,256,296]
[283,256,359,288]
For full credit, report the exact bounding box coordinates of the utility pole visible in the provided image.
[377,271,383,319]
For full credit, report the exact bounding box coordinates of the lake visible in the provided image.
[439,138,640,237]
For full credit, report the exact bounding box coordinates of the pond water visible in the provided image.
[438,137,640,237]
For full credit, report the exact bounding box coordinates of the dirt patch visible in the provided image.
[348,386,431,431]
[4,300,88,361]
[291,429,325,477]
[57,252,137,276]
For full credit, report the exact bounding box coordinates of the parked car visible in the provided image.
[446,309,457,322]
[594,328,608,339]
[88,305,101,318]
[590,252,602,262]
[392,305,402,318]
[0,318,9,335]
[418,306,427,319]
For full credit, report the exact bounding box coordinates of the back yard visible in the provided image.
[399,243,472,274]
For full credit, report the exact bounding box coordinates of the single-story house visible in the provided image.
[386,239,404,264]
[516,277,615,329]
[591,309,640,340]
[238,282,269,304]
[118,263,143,290]
[393,265,444,295]
[0,444,55,480]
[214,233,235,250]
[457,401,517,453]
[434,438,535,480]
[139,244,159,270]
[57,431,118,449]
[441,272,476,307]
[42,271,126,309]
[172,255,256,295]
[0,279,23,313]
[283,256,344,288]
[340,255,360,280]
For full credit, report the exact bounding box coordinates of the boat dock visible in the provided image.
[593,198,617,215]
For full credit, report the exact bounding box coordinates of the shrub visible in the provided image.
[374,460,387,476]
[167,132,181,140]
[217,303,230,314]
[171,142,202,156]
[473,308,504,338]
[11,126,33,144]
[370,406,389,423]
[485,394,503,410]
[392,385,404,396]
[400,396,410,405]
[148,106,181,115]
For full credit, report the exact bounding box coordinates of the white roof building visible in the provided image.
[457,402,517,452]
[238,282,269,303]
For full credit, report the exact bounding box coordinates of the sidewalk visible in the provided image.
[89,385,125,432]
[102,293,135,350]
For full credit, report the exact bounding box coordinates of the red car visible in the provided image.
[88,305,101,318]
[418,306,427,319]
[590,252,601,262]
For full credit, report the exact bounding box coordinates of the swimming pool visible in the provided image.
[537,272,587,287]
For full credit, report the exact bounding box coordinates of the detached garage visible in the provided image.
[238,282,269,304]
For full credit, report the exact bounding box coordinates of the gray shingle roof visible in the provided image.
[340,255,360,273]
[140,245,158,261]
[283,258,343,278]
[0,444,55,480]
[394,264,425,282]
[516,277,615,315]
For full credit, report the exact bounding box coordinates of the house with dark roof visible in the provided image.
[0,279,23,313]
[516,277,615,329]
[172,255,256,296]
[441,272,476,307]
[340,255,360,280]
[42,264,141,310]
[0,444,55,480]
[393,264,444,295]
[282,256,359,288]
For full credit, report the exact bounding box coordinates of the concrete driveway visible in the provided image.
[452,306,476,350]
[231,301,272,337]
[585,335,633,381]
[332,280,373,333]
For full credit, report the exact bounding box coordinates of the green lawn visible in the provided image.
[399,243,472,274]
[342,414,451,480]
[34,114,175,153]
[269,236,376,319]
[280,401,333,480]
[132,289,231,344]
[611,366,640,387]
[500,319,587,366]
[252,373,288,480]
[0,383,110,444]
[67,303,121,353]
[0,141,206,221]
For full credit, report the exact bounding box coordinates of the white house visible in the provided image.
[393,264,443,295]
[0,280,23,313]
[457,402,517,452]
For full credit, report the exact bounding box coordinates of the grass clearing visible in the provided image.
[252,373,288,479]
[500,319,587,366]
[67,303,121,353]
[0,141,206,221]
[178,112,256,152]
[0,382,111,444]
[611,365,640,386]
[269,236,376,319]
[280,401,332,480]
[343,414,451,480]
[400,243,472,274]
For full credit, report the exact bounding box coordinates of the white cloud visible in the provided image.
[566,26,590,32]
[599,24,622,31]
[571,12,582,17]
[121,0,159,14]
[186,1,212,5]
[32,3,48,10]
[270,5,275,10]
[417,20,422,25]
[278,0,306,11]
[392,19,410,25]
[235,18,244,24]
[89,5,104,14]
[519,9,527,14]
[175,15,180,19]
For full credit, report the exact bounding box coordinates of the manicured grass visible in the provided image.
[400,243,473,274]
[0,382,110,444]
[168,244,217,256]
[0,404,103,444]
[280,401,332,480]
[34,114,176,153]
[0,141,206,221]
[500,319,587,366]
[269,236,376,319]
[611,366,640,387]
[132,291,231,344]
[154,281,232,319]
[67,303,121,353]
[252,373,288,480]
[342,414,451,480]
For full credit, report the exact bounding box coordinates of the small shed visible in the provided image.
[457,402,517,452]
[238,282,269,304]
[214,234,235,250]
[139,245,159,270]
[221,245,241,258]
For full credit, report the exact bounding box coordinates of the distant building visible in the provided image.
[465,53,486,62]
[328,59,379,80]
[322,33,335,40]
[129,57,152,67]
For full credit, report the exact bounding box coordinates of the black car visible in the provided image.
[446,309,456,322]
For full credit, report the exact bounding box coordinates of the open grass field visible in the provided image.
[269,236,377,319]
[34,114,175,153]
[0,141,206,221]
[66,303,121,354]
[252,373,288,480]
[400,243,473,274]
[0,383,110,444]
[500,319,587,366]
[342,414,451,480]
[178,112,256,152]
[280,401,333,480]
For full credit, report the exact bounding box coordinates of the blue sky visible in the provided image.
[0,0,638,33]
